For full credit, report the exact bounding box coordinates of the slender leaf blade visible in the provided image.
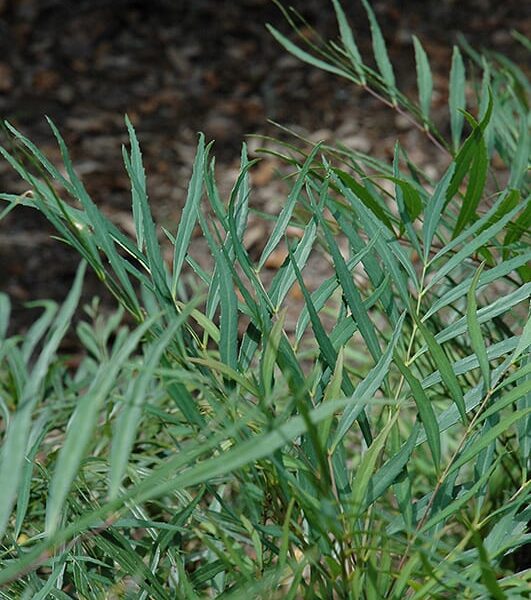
[449,46,466,152]
[414,313,467,423]
[361,0,397,104]
[467,263,490,391]
[172,134,206,297]
[396,356,440,468]
[412,35,433,123]
[332,0,366,84]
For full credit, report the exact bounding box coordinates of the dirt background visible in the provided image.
[0,0,529,335]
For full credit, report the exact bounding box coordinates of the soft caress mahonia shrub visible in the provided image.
[0,1,529,598]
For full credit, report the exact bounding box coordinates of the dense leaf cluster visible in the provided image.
[0,1,529,597]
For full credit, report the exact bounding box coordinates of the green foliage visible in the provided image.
[0,1,529,597]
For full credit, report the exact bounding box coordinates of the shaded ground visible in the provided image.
[0,0,529,335]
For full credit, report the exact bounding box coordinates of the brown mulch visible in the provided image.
[0,0,528,335]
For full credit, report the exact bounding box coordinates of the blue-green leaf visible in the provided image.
[449,46,466,152]
[361,0,397,104]
[467,263,490,391]
[332,0,366,85]
[412,36,433,123]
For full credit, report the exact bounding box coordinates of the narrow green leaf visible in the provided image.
[484,501,531,559]
[432,188,519,264]
[389,151,425,228]
[364,423,420,509]
[361,0,397,104]
[412,36,433,123]
[512,28,531,51]
[423,163,456,261]
[14,419,48,538]
[413,313,467,423]
[512,312,531,363]
[261,311,286,398]
[267,25,352,80]
[390,147,424,259]
[332,312,405,450]
[278,497,296,574]
[453,125,488,237]
[258,144,321,269]
[479,59,495,156]
[319,347,345,447]
[0,293,10,342]
[331,0,366,84]
[329,277,389,350]
[395,356,440,467]
[122,135,172,308]
[124,114,146,251]
[329,176,411,306]
[172,134,206,297]
[109,322,181,499]
[289,250,338,371]
[445,92,493,204]
[319,200,382,362]
[233,143,251,241]
[4,121,73,194]
[217,245,239,372]
[268,220,316,308]
[508,108,529,189]
[475,188,520,236]
[350,410,398,520]
[21,301,58,363]
[449,46,466,152]
[467,263,490,391]
[496,357,531,390]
